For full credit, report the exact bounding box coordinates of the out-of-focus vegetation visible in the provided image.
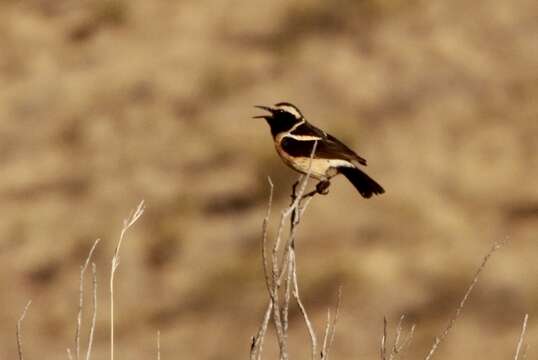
[0,0,537,358]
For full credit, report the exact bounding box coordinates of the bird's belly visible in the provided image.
[275,145,334,180]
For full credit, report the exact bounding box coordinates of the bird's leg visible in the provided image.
[316,180,331,195]
[300,188,318,199]
[289,178,329,226]
[295,180,331,201]
[297,180,328,200]
[290,179,301,204]
[289,179,303,227]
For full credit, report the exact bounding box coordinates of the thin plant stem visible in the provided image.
[17,300,32,360]
[110,201,145,360]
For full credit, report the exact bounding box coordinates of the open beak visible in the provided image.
[253,105,274,119]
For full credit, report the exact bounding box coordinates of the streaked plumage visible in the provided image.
[254,102,384,198]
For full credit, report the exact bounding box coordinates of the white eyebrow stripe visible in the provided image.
[278,105,302,118]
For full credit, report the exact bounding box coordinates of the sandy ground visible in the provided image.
[0,0,537,358]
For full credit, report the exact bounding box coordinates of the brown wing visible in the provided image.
[289,122,367,166]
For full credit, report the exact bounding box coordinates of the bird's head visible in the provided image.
[254,102,304,136]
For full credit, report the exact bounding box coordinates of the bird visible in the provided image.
[254,102,384,198]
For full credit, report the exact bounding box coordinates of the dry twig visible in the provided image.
[250,178,275,360]
[321,287,343,360]
[514,314,529,360]
[291,249,318,360]
[17,300,32,360]
[424,240,505,360]
[390,315,415,360]
[381,315,416,360]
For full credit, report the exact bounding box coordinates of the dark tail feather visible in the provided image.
[339,166,385,199]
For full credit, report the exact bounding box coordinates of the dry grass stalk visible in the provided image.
[381,317,388,360]
[86,262,98,360]
[70,238,100,360]
[110,201,145,360]
[16,300,32,360]
[157,330,161,360]
[424,240,505,360]
[513,314,529,360]
[390,315,415,360]
[380,315,416,360]
[15,204,145,360]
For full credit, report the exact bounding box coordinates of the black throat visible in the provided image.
[266,113,302,137]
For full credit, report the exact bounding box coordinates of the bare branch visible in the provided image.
[283,251,293,335]
[424,240,505,360]
[251,179,275,360]
[270,220,288,360]
[252,141,344,360]
[261,177,274,296]
[322,287,342,360]
[514,314,529,360]
[17,300,32,360]
[250,301,273,360]
[291,250,318,360]
[267,146,318,360]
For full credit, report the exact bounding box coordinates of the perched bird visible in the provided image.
[254,102,384,198]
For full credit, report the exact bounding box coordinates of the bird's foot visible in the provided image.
[291,179,331,203]
[316,180,331,195]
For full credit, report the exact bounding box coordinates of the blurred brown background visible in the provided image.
[1,0,537,359]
